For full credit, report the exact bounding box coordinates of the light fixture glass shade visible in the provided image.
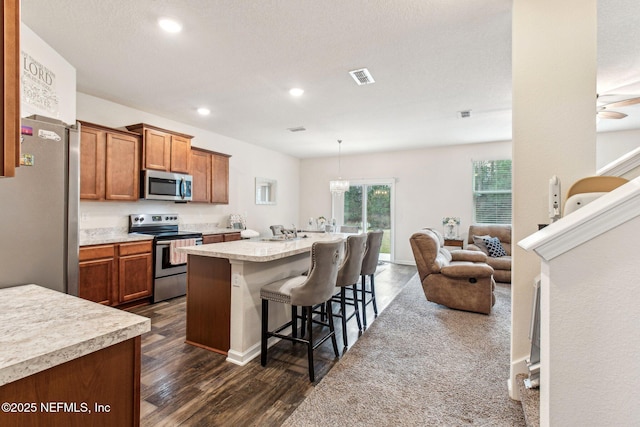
[330,179,350,194]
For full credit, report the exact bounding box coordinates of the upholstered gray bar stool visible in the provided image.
[360,230,384,329]
[260,240,342,382]
[332,233,367,350]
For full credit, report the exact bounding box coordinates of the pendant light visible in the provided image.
[329,139,349,194]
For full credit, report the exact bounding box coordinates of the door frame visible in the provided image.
[332,178,396,262]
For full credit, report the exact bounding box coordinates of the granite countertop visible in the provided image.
[79,227,154,246]
[79,225,240,246]
[177,232,348,262]
[0,284,150,387]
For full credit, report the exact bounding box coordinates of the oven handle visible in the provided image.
[156,238,203,246]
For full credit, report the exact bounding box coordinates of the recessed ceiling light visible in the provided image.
[289,88,304,97]
[158,18,182,33]
[197,107,210,116]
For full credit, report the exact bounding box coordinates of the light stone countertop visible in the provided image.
[177,232,348,262]
[79,227,154,247]
[79,226,241,247]
[0,284,150,387]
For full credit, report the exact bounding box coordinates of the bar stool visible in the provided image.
[260,240,342,382]
[332,233,367,350]
[360,230,384,329]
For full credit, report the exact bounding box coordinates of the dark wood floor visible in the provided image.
[129,263,417,426]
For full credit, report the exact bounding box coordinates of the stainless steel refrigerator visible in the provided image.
[0,115,79,295]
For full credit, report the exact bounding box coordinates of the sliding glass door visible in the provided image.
[333,179,394,262]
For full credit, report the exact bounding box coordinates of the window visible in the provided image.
[472,160,512,224]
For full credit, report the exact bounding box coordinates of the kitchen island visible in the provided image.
[178,233,346,365]
[0,284,150,426]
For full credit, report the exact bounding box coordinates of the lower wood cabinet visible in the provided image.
[79,241,152,307]
[0,337,142,427]
[202,232,242,244]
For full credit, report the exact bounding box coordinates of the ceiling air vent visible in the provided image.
[287,126,306,132]
[457,110,472,119]
[349,68,375,85]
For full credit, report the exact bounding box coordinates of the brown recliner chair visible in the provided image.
[410,229,496,315]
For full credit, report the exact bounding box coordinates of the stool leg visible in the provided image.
[371,274,378,316]
[306,305,315,382]
[291,305,298,339]
[340,287,348,349]
[300,307,307,337]
[361,275,368,329]
[326,300,339,359]
[352,284,362,332]
[261,299,269,366]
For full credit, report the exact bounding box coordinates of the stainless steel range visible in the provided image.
[129,213,202,303]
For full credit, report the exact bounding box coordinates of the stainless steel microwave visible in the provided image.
[142,170,193,201]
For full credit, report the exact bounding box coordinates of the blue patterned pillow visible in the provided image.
[483,236,507,257]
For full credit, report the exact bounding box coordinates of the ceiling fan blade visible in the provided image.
[597,110,627,119]
[601,96,640,109]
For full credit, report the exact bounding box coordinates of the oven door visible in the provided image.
[155,238,202,278]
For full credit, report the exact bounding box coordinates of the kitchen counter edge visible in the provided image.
[0,284,150,387]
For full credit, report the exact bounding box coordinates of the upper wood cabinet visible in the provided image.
[190,148,212,203]
[190,147,230,204]
[79,121,140,201]
[212,152,230,204]
[1,0,20,178]
[126,123,192,173]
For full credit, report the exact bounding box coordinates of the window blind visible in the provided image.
[472,160,512,224]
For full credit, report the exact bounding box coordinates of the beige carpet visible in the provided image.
[283,275,525,426]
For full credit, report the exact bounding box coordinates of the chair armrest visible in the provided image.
[451,250,487,263]
[465,244,484,252]
[441,263,494,278]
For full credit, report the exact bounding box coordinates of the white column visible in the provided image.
[511,1,597,419]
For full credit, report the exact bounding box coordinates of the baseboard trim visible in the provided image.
[226,328,290,366]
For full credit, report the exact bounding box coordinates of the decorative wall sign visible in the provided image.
[21,50,59,116]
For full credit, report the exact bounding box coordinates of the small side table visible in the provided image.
[444,238,464,250]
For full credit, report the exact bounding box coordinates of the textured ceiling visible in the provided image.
[20,0,640,158]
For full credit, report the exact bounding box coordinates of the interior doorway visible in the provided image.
[332,179,395,262]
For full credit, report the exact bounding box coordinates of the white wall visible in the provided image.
[77,93,300,236]
[596,129,640,169]
[542,215,640,425]
[20,24,76,124]
[299,141,511,264]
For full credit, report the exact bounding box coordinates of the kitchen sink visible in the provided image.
[260,236,301,242]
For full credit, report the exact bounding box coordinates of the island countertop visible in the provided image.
[0,284,150,387]
[177,232,348,262]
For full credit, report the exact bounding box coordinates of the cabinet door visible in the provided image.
[171,135,191,173]
[143,128,171,171]
[223,232,242,242]
[79,245,116,305]
[211,154,229,204]
[202,234,224,244]
[105,132,140,200]
[80,126,106,200]
[1,0,19,177]
[118,252,152,303]
[190,149,211,203]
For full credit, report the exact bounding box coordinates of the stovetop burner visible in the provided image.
[129,213,202,240]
